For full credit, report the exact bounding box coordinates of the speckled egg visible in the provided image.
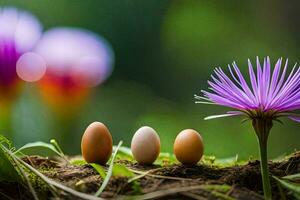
[131,126,160,165]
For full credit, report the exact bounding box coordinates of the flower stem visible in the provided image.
[252,118,273,200]
[258,134,272,200]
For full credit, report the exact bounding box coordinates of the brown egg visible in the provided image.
[173,129,204,165]
[81,122,113,165]
[131,126,160,165]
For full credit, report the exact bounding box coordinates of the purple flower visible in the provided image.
[196,57,300,199]
[196,57,300,122]
[0,7,42,90]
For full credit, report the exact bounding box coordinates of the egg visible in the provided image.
[81,122,113,165]
[173,129,204,165]
[131,126,160,165]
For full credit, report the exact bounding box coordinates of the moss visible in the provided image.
[204,184,232,193]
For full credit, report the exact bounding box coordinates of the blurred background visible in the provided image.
[0,0,299,159]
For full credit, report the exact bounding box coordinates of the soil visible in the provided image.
[1,152,300,200]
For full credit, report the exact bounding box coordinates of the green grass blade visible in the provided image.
[95,141,123,196]
[90,163,106,179]
[274,176,300,200]
[10,147,105,200]
[50,139,65,156]
[15,141,61,156]
[283,173,300,181]
[116,146,132,156]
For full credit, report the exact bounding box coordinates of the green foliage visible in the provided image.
[274,176,300,200]
[70,159,87,166]
[0,135,104,199]
[214,155,248,167]
[113,145,248,168]
[201,155,216,165]
[88,147,141,194]
[0,135,40,199]
[112,164,134,177]
[200,155,248,168]
[0,135,19,181]
[155,152,177,166]
[15,141,61,156]
[14,154,103,200]
[0,135,12,149]
[90,163,106,179]
[15,139,69,163]
[114,146,134,162]
[112,164,141,194]
[204,184,232,193]
[0,146,19,181]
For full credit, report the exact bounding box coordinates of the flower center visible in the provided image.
[246,109,278,120]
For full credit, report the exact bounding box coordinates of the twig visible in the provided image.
[128,168,161,183]
[0,190,15,200]
[225,185,235,196]
[181,191,207,200]
[129,168,195,181]
[285,156,296,175]
[119,185,228,200]
[25,156,36,168]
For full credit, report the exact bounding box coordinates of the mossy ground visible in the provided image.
[1,152,300,200]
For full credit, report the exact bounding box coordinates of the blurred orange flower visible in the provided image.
[35,28,114,117]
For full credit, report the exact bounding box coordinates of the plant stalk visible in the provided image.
[252,118,272,200]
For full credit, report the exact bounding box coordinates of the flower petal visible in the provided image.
[288,115,300,122]
[204,112,243,120]
[199,57,300,117]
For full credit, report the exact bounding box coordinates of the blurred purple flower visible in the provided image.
[196,57,300,122]
[35,27,114,87]
[0,7,42,90]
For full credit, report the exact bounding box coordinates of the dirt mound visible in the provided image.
[1,152,299,199]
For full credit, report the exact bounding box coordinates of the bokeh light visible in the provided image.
[34,27,114,117]
[16,52,46,82]
[0,7,42,52]
[0,7,42,96]
[35,27,114,87]
[0,6,42,135]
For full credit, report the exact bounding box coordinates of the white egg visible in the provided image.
[131,126,160,165]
